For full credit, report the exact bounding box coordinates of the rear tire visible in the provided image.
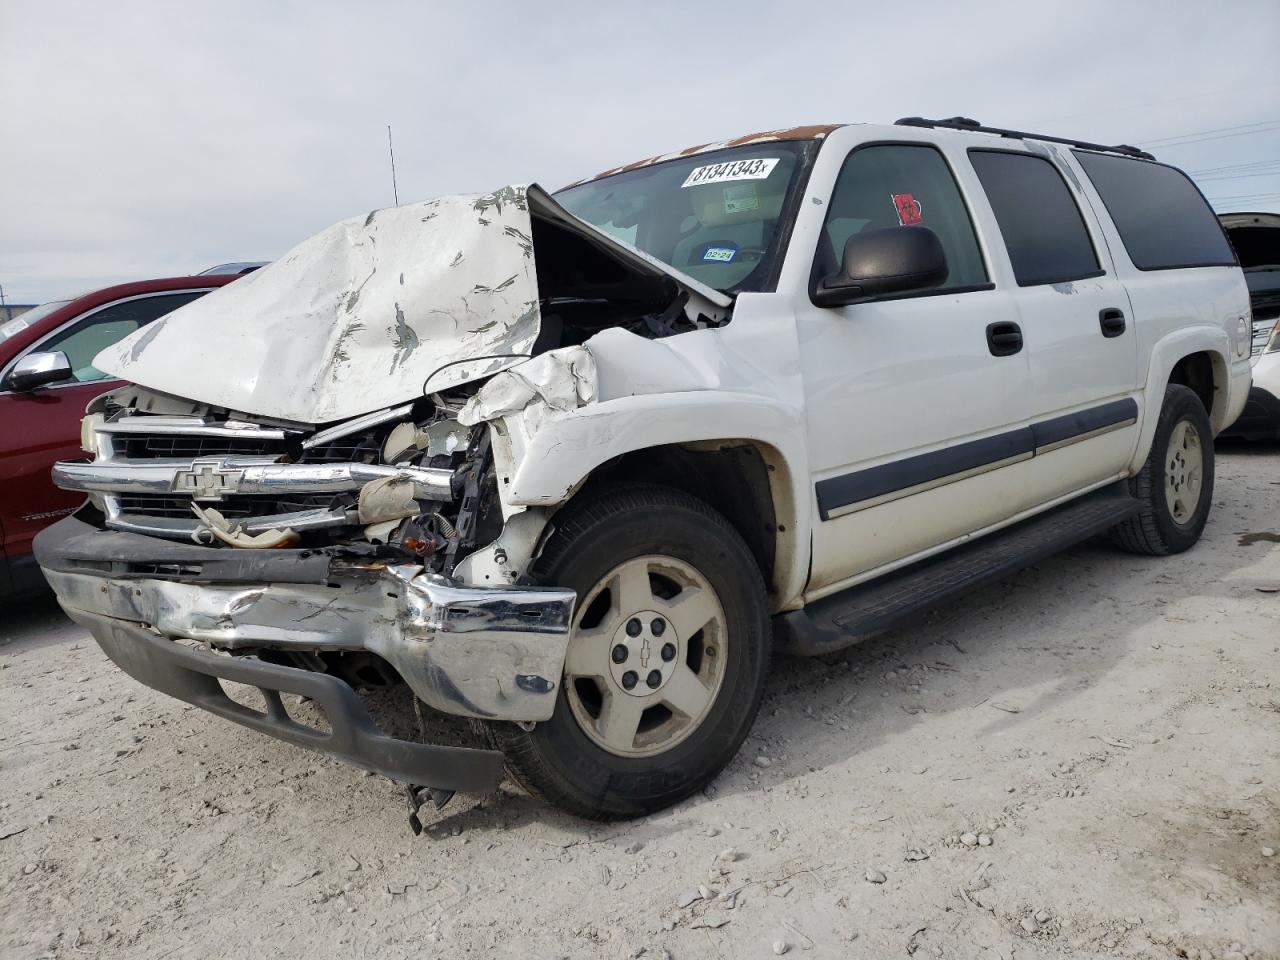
[1110,384,1214,556]
[481,484,770,820]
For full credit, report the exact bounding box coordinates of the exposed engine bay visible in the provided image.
[63,184,736,586]
[73,383,515,582]
[90,184,729,424]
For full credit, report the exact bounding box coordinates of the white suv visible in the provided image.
[37,117,1252,821]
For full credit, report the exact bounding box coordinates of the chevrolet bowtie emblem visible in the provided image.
[639,638,651,669]
[172,459,244,500]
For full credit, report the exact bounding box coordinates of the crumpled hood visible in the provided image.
[98,184,729,425]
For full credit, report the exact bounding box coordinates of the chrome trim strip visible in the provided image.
[54,457,455,501]
[302,403,414,449]
[103,500,352,537]
[99,417,292,440]
[1032,416,1136,456]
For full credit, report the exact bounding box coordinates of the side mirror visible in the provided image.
[812,227,949,307]
[5,351,73,392]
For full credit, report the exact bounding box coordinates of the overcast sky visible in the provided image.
[2,0,1277,304]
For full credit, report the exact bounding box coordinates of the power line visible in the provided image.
[1143,121,1280,150]
[1189,159,1280,176]
[1158,130,1280,149]
[1142,120,1280,146]
[1206,193,1280,203]
[1199,168,1279,179]
[1194,170,1280,183]
[1034,84,1257,127]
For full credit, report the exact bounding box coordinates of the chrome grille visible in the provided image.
[298,437,380,464]
[71,410,455,541]
[94,415,333,539]
[111,433,288,459]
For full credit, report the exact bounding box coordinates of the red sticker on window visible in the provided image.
[892,193,923,226]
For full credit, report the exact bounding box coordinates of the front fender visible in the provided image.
[498,390,811,609]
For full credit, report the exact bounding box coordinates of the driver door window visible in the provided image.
[819,144,988,292]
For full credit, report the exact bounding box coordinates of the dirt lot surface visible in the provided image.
[2,442,1278,960]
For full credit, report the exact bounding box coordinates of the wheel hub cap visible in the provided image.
[609,611,679,695]
[1164,419,1204,526]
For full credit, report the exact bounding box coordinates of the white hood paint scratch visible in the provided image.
[99,187,542,424]
[99,184,729,426]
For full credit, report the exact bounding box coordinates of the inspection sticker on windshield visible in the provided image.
[682,157,779,188]
[702,245,738,263]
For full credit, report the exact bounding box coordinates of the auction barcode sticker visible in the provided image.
[681,157,779,188]
[0,317,30,340]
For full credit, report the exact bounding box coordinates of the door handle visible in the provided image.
[986,321,1023,357]
[1099,308,1126,338]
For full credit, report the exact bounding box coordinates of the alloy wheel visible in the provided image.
[562,555,728,758]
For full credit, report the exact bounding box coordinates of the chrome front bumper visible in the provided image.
[36,517,576,724]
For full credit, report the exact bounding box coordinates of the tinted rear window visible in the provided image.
[1073,151,1236,270]
[969,150,1101,286]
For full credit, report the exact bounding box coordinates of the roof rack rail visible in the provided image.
[894,116,1156,162]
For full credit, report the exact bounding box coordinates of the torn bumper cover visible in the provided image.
[72,610,506,792]
[35,515,576,789]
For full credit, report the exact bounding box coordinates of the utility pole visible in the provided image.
[0,283,8,324]
[387,125,399,206]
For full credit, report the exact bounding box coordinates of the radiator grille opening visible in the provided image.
[116,493,340,520]
[112,434,287,459]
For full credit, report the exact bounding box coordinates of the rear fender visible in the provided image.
[1131,326,1233,472]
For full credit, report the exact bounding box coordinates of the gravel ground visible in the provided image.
[2,441,1278,960]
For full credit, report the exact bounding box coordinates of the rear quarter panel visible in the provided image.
[1061,150,1251,464]
[1117,267,1249,466]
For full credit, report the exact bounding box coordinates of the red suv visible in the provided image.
[0,275,239,600]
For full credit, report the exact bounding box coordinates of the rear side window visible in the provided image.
[969,150,1101,287]
[1073,151,1236,270]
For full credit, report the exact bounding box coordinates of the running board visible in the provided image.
[775,483,1140,657]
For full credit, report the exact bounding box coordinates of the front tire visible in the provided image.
[1111,383,1214,555]
[483,484,770,820]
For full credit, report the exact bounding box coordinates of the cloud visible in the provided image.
[2,0,1277,302]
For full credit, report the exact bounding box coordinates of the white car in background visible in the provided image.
[1220,212,1280,439]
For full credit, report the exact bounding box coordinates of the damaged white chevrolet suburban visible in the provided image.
[35,117,1252,821]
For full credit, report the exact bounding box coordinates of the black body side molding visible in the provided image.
[815,398,1138,520]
